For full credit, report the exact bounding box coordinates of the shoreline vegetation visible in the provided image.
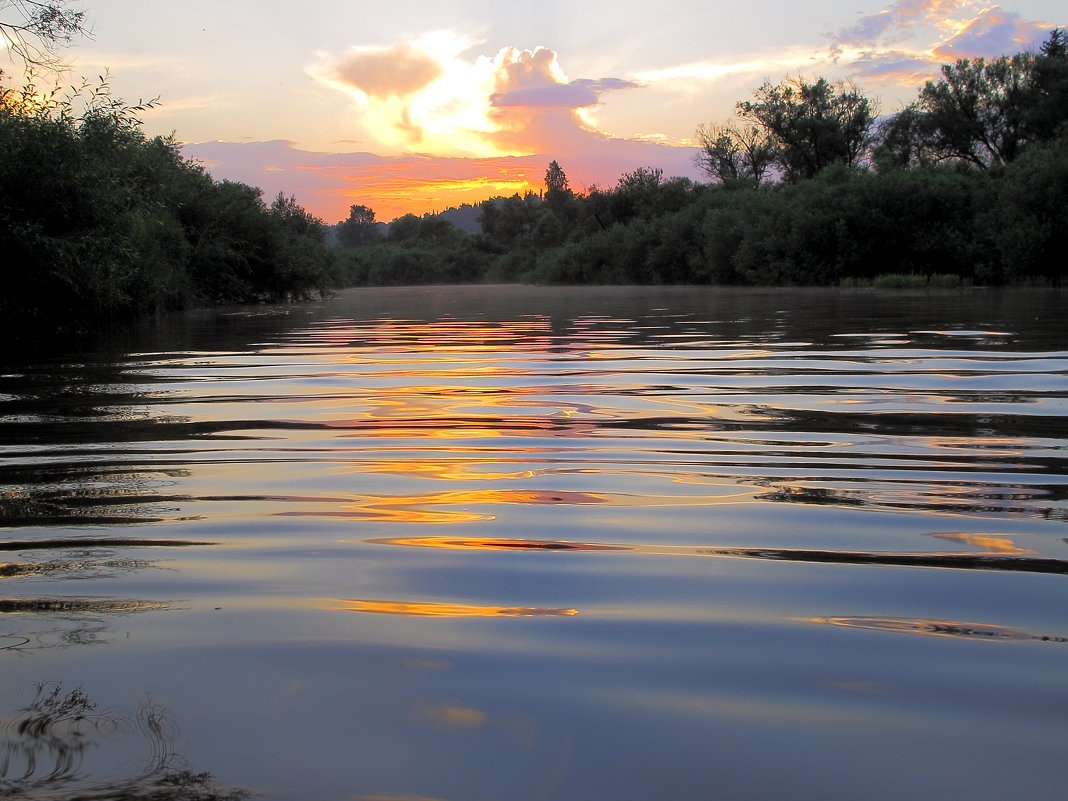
[2,28,1066,340]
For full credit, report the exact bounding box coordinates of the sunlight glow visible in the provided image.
[310,32,513,157]
[310,32,623,164]
[331,159,544,218]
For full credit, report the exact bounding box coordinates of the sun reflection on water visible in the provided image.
[319,599,579,617]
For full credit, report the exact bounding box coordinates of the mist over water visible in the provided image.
[1,286,1066,801]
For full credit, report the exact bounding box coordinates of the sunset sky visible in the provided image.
[23,0,1065,222]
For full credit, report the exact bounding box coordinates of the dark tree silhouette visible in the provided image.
[915,54,1034,167]
[877,30,1068,170]
[544,160,569,194]
[0,0,88,66]
[1024,28,1068,142]
[695,120,777,185]
[337,203,380,247]
[737,77,876,180]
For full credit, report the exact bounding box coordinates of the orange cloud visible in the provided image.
[332,42,444,99]
[183,137,701,223]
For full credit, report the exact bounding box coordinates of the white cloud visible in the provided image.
[309,33,648,158]
[830,0,1056,83]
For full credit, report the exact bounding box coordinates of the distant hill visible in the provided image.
[435,203,483,234]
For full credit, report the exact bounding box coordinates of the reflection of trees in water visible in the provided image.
[1,358,203,529]
[755,479,1068,521]
[699,544,1068,575]
[0,359,187,459]
[0,537,205,655]
[748,404,1068,443]
[739,403,1068,520]
[0,489,167,526]
[0,465,193,527]
[0,553,157,583]
[0,615,110,653]
[0,683,248,800]
[0,537,205,584]
[0,598,171,655]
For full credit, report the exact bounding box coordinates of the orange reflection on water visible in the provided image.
[363,536,740,561]
[421,703,487,729]
[279,488,607,524]
[320,598,578,617]
[323,410,600,440]
[357,460,539,482]
[366,536,629,552]
[441,489,606,505]
[927,532,1036,554]
[333,320,555,357]
[281,506,488,524]
[323,420,574,439]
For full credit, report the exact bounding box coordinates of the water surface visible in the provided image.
[1,286,1066,800]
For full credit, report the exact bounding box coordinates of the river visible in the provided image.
[1,285,1066,800]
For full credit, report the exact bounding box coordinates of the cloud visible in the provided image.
[310,34,644,160]
[473,45,645,158]
[490,45,567,92]
[831,0,975,51]
[139,94,230,116]
[630,0,1057,92]
[634,45,829,84]
[492,77,638,109]
[70,51,189,73]
[931,8,1052,60]
[331,41,444,99]
[828,0,1057,84]
[844,52,943,85]
[309,31,491,153]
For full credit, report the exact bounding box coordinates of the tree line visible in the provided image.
[1,5,1065,342]
[1,1,342,339]
[0,72,342,339]
[338,30,1067,288]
